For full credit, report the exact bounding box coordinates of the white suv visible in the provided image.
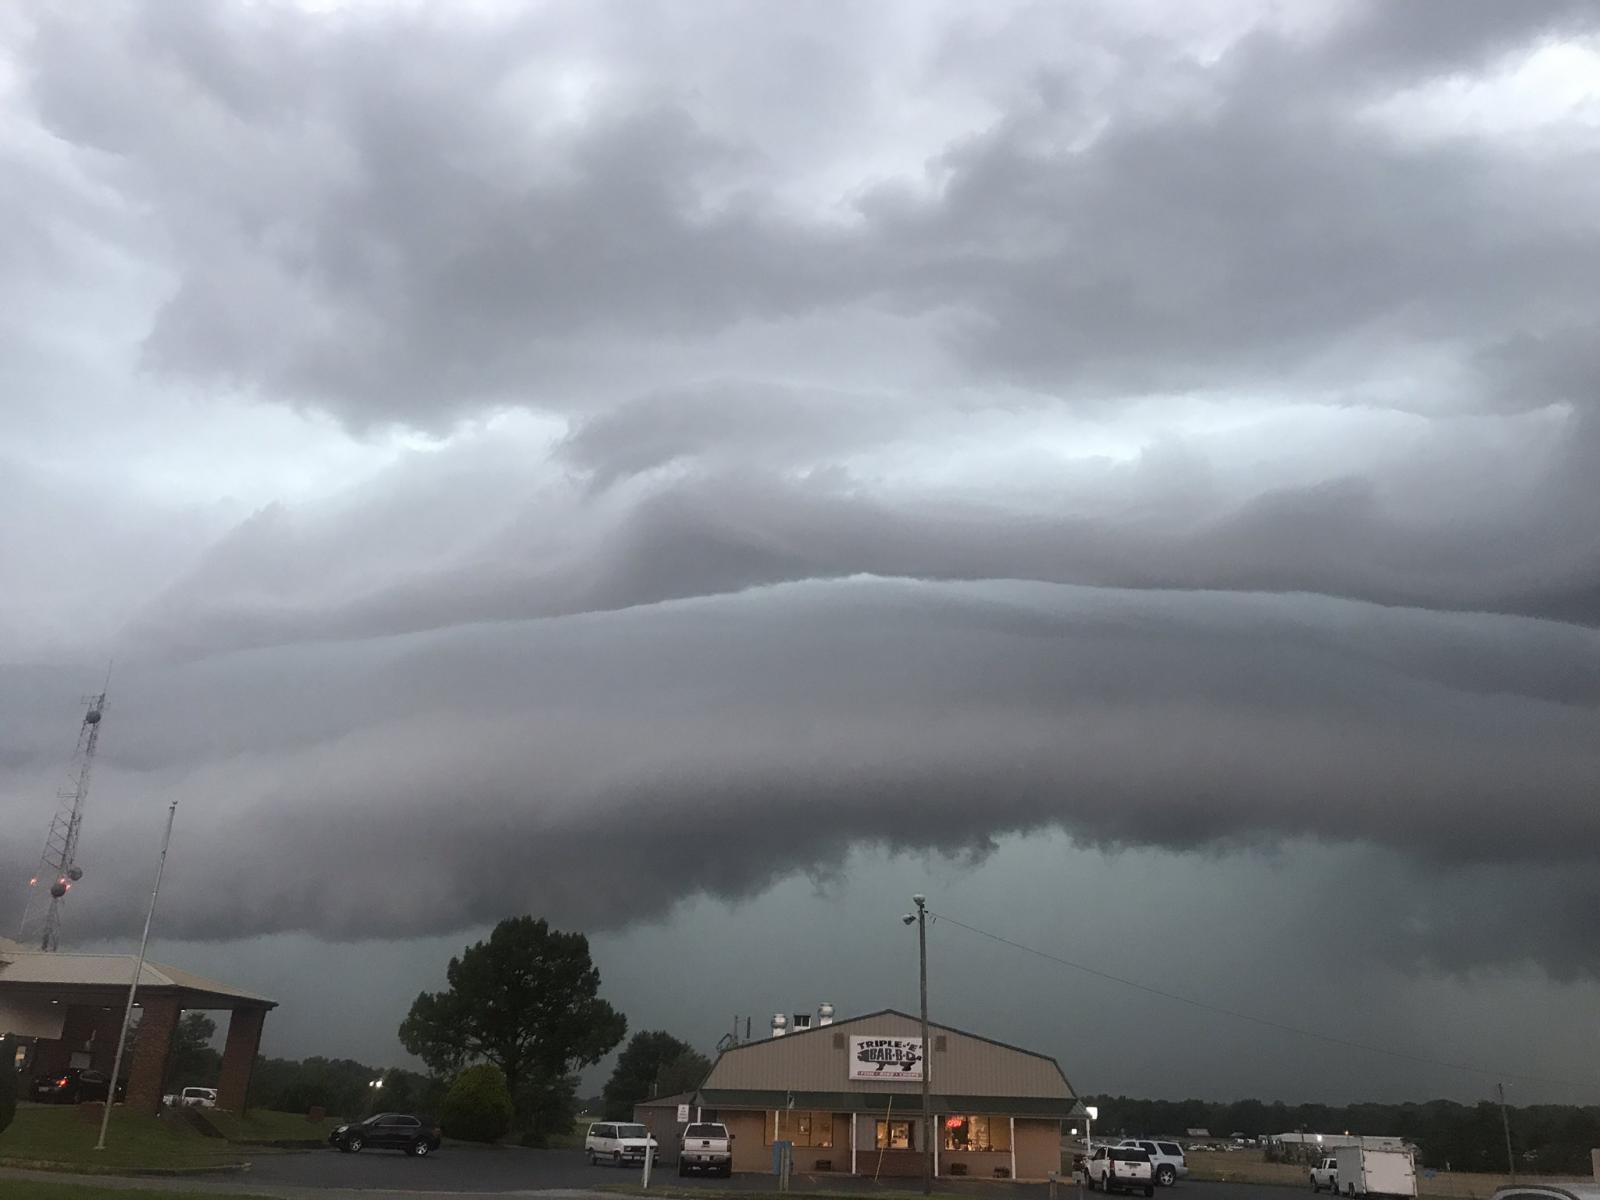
[1085,1145,1156,1196]
[1119,1140,1188,1187]
[585,1122,659,1166]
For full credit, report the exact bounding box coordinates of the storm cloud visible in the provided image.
[5,0,1600,1093]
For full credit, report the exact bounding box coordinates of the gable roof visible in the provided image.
[728,1008,1064,1068]
[707,1008,1073,1097]
[0,945,275,1009]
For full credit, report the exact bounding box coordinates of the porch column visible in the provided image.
[125,996,181,1113]
[216,1007,266,1113]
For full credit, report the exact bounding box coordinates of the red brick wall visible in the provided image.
[125,997,180,1114]
[216,1008,266,1113]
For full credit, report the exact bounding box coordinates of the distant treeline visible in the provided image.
[247,1055,442,1122]
[1087,1095,1600,1175]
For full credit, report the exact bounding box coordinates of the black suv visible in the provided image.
[31,1068,126,1104]
[329,1112,443,1157]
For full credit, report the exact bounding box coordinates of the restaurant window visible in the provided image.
[875,1119,915,1150]
[943,1115,1011,1153]
[771,1110,833,1148]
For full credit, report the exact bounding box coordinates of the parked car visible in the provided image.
[178,1086,217,1108]
[329,1112,443,1157]
[585,1121,659,1166]
[1119,1139,1189,1187]
[31,1068,126,1104]
[1311,1157,1339,1192]
[679,1122,733,1177]
[1490,1186,1600,1200]
[1084,1145,1156,1196]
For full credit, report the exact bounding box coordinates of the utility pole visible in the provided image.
[915,894,932,1196]
[98,801,178,1152]
[1498,1083,1515,1181]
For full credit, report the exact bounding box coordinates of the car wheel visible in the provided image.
[347,1135,364,1153]
[412,1139,431,1157]
[1159,1166,1177,1187]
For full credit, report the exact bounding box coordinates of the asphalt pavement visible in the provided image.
[0,1144,1305,1200]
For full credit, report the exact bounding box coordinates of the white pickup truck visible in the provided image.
[1311,1157,1340,1191]
[1084,1145,1156,1196]
[678,1121,733,1177]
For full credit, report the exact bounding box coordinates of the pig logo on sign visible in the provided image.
[855,1038,922,1074]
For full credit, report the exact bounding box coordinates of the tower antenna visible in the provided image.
[19,677,111,951]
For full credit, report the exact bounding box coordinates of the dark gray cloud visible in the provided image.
[9,578,1600,975]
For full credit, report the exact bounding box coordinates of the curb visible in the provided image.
[0,1155,252,1176]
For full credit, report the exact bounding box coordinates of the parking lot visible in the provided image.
[2,1144,1314,1199]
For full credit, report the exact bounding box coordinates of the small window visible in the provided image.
[772,1110,832,1148]
[1140,1142,1158,1154]
[1158,1143,1182,1157]
[1113,1149,1151,1162]
[875,1119,914,1150]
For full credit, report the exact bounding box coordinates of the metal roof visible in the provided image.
[0,943,275,1009]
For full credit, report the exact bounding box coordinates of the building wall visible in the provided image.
[724,1110,769,1173]
[1014,1118,1062,1180]
[703,1011,1069,1100]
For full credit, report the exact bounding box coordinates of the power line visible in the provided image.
[928,909,1589,1092]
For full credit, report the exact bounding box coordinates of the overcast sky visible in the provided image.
[4,0,1600,1106]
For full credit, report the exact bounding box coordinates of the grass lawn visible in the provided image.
[201,1107,338,1143]
[0,1105,246,1171]
[0,1184,279,1200]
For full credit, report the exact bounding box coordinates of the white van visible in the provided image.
[585,1122,659,1166]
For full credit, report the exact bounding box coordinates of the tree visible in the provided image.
[399,916,626,1104]
[515,1073,580,1147]
[603,1031,698,1119]
[441,1064,514,1143]
[656,1048,712,1098]
[165,1012,221,1090]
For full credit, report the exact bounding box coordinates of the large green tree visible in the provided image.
[399,916,626,1105]
[602,1031,709,1118]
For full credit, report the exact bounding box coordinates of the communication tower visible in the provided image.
[18,688,109,951]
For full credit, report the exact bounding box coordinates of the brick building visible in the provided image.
[0,936,276,1113]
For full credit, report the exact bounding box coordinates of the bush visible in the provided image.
[0,1038,17,1137]
[441,1064,513,1143]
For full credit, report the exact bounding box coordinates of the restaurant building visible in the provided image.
[662,1007,1077,1181]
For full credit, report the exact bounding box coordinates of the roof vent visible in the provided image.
[771,1013,788,1038]
[818,1002,835,1027]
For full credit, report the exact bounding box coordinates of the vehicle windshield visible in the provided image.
[686,1124,724,1137]
[616,1124,650,1138]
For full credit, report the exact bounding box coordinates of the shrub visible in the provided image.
[0,1038,16,1137]
[441,1064,513,1144]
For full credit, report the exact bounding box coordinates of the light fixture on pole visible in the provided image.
[900,894,933,1196]
[1085,1105,1098,1154]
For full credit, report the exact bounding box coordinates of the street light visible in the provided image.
[903,895,933,1196]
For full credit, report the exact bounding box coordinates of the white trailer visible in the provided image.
[1333,1145,1417,1198]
